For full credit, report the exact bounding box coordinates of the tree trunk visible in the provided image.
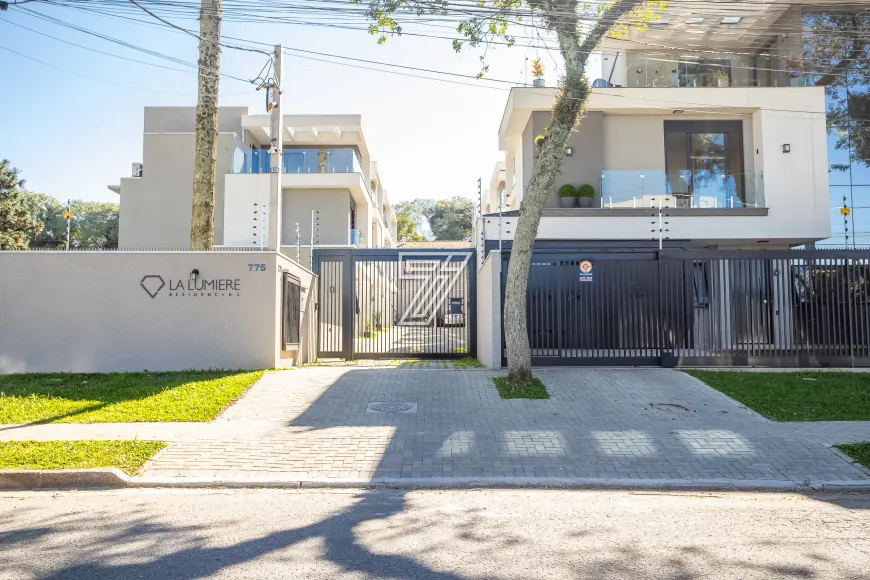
[190,0,222,250]
[503,0,641,388]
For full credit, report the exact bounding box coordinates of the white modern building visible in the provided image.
[478,1,834,253]
[111,107,397,260]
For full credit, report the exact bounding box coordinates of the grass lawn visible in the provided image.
[836,443,870,470]
[0,440,166,475]
[0,370,264,424]
[452,357,484,369]
[684,371,870,422]
[493,376,550,400]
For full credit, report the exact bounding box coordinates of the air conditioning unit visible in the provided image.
[132,163,144,178]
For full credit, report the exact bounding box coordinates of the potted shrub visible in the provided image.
[531,57,545,87]
[363,318,372,338]
[557,184,577,208]
[577,183,596,208]
[373,311,383,331]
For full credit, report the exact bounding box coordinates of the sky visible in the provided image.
[0,2,566,206]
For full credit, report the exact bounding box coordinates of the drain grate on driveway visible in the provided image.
[367,402,417,413]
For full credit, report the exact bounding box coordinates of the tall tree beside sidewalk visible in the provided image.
[0,160,41,250]
[190,0,223,250]
[423,196,474,241]
[355,0,660,386]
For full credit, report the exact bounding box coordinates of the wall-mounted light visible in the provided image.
[757,240,770,244]
[190,269,200,280]
[565,147,573,156]
[782,144,791,153]
[673,109,684,114]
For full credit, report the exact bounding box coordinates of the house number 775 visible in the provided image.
[248,263,267,272]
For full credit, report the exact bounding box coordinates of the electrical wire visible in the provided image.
[0,43,202,94]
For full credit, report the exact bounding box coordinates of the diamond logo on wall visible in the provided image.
[140,275,166,299]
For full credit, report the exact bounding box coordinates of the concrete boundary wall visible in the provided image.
[476,251,502,368]
[0,251,317,373]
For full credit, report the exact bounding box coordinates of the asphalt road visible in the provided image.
[1,488,868,579]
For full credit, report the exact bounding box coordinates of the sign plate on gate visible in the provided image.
[579,260,594,282]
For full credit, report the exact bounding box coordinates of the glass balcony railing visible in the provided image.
[597,170,764,209]
[592,50,813,90]
[349,229,362,247]
[230,147,363,175]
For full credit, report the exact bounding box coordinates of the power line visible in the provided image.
[0,43,200,94]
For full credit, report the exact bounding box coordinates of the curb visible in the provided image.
[128,476,870,492]
[0,469,129,490]
[4,471,870,492]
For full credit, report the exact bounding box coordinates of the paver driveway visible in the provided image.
[133,367,870,485]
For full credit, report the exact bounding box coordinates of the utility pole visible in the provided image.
[190,0,223,250]
[267,44,284,251]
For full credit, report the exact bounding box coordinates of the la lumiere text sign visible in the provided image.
[140,275,243,299]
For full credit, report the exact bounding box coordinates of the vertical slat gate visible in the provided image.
[314,248,475,360]
[499,247,870,368]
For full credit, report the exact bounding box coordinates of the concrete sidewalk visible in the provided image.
[2,368,869,489]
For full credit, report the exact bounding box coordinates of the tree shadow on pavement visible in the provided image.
[2,488,865,579]
[32,490,467,580]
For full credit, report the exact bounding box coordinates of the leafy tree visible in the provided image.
[0,160,41,250]
[355,0,660,386]
[396,212,425,242]
[797,11,870,169]
[423,196,474,241]
[394,199,431,241]
[24,193,66,249]
[70,201,119,249]
[20,192,119,249]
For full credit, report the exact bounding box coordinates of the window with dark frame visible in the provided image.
[664,120,745,207]
[282,273,301,350]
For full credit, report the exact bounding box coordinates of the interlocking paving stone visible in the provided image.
[3,367,869,485]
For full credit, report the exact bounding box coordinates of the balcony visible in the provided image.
[350,229,363,247]
[230,147,364,175]
[596,170,764,210]
[593,51,812,89]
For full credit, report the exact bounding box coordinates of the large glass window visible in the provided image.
[664,121,745,207]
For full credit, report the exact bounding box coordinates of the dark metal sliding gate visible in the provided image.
[314,248,476,359]
[501,248,870,367]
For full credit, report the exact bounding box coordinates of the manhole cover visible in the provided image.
[367,402,416,413]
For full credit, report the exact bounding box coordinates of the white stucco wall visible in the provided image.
[119,132,241,249]
[496,86,830,245]
[0,252,316,373]
[476,251,502,368]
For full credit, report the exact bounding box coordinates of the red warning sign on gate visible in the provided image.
[579,260,594,282]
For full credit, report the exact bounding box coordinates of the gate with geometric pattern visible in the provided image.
[313,248,476,359]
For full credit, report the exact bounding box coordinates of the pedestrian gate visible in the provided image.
[313,248,476,359]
